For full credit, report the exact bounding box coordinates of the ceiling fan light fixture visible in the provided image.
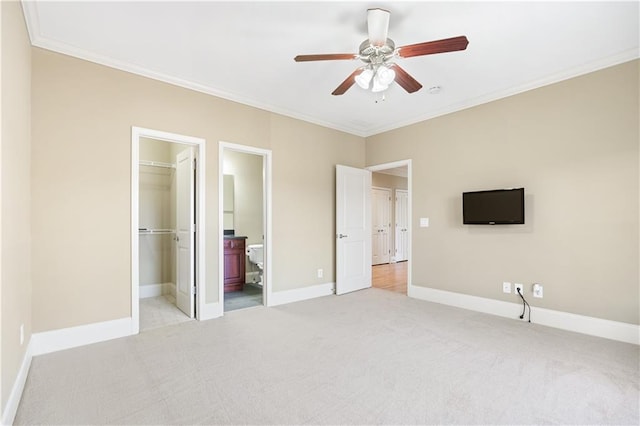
[355,68,374,89]
[376,65,396,86]
[371,76,389,93]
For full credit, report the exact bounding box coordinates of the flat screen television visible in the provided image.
[462,188,525,225]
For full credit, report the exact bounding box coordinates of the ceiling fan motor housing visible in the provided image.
[359,38,395,64]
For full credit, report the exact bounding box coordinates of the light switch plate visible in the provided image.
[420,217,429,227]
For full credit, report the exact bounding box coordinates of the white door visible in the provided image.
[336,165,372,295]
[372,188,391,265]
[395,189,409,262]
[176,148,195,318]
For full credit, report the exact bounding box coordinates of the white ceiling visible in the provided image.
[22,1,639,137]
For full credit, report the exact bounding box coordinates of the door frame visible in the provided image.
[219,142,272,308]
[367,160,412,292]
[394,189,409,262]
[131,126,206,334]
[371,186,392,265]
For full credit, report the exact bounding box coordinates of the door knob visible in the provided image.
[338,234,348,239]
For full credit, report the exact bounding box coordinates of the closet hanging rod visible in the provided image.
[139,160,176,169]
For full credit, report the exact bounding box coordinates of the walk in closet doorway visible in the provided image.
[131,127,206,334]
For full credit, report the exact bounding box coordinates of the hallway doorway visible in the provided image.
[368,161,411,295]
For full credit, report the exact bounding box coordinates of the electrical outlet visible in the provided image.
[514,283,524,295]
[317,268,323,279]
[20,324,24,346]
[502,282,511,293]
[533,283,543,298]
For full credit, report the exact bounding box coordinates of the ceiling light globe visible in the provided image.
[376,66,396,86]
[371,76,389,93]
[355,69,374,89]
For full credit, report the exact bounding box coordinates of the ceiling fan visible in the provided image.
[294,8,469,96]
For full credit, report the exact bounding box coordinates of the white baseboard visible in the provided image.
[139,282,174,299]
[199,302,223,321]
[139,283,162,298]
[268,282,334,307]
[30,317,133,356]
[409,284,640,345]
[1,340,33,426]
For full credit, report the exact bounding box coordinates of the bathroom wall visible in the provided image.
[223,150,264,246]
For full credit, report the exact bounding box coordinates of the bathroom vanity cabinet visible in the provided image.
[224,237,246,292]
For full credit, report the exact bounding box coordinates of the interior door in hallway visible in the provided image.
[372,187,391,265]
[176,148,195,318]
[336,165,372,295]
[395,189,408,262]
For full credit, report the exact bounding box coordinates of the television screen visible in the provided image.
[463,188,525,225]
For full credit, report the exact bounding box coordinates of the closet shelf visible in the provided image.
[139,160,176,169]
[139,228,175,235]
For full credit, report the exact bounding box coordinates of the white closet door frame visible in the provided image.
[131,127,206,334]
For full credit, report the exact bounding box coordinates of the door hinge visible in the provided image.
[192,286,197,295]
[193,158,197,170]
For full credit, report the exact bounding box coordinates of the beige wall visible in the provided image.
[372,172,408,191]
[271,114,364,290]
[31,48,365,330]
[1,0,32,411]
[366,60,639,325]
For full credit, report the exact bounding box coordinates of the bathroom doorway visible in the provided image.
[219,142,272,312]
[131,127,206,334]
[368,161,411,295]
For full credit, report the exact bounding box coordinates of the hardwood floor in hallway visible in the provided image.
[372,261,407,294]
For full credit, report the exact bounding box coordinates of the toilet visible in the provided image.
[246,244,264,286]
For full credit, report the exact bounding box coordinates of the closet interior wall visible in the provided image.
[139,137,177,298]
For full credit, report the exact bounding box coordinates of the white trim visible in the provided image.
[269,282,335,307]
[137,282,175,299]
[409,286,640,345]
[21,1,638,138]
[20,0,366,137]
[198,302,224,321]
[361,50,640,136]
[1,341,32,426]
[131,127,207,334]
[30,318,133,356]
[139,284,161,299]
[219,142,273,310]
[367,160,412,293]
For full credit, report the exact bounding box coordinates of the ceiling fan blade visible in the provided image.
[367,8,390,47]
[390,64,423,93]
[397,36,469,58]
[294,53,357,62]
[332,69,363,96]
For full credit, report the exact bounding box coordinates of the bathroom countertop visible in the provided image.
[224,235,247,239]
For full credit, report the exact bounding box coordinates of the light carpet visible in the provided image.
[15,288,639,425]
